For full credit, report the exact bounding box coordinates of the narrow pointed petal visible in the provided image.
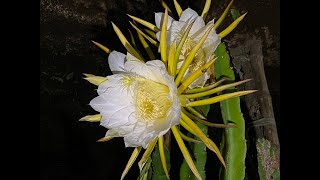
[130,22,159,47]
[111,22,145,61]
[158,136,170,179]
[214,0,235,29]
[144,28,157,39]
[91,40,110,54]
[173,0,183,17]
[83,74,107,86]
[219,13,247,38]
[181,112,226,167]
[185,79,252,99]
[79,114,102,122]
[187,90,257,107]
[185,106,207,120]
[180,119,196,135]
[97,136,114,142]
[173,19,196,75]
[120,147,142,180]
[127,14,160,32]
[201,0,211,20]
[179,130,203,143]
[182,108,236,128]
[177,57,217,94]
[159,0,173,16]
[171,126,202,180]
[160,8,169,64]
[138,137,159,170]
[137,32,156,60]
[185,77,229,94]
[82,73,95,78]
[175,24,215,86]
[168,41,177,76]
[128,29,142,57]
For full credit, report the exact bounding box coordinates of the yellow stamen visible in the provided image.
[135,80,171,123]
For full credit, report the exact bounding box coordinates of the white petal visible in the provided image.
[169,21,186,43]
[105,125,134,137]
[124,60,169,85]
[155,12,174,30]
[189,16,205,35]
[108,51,126,72]
[124,123,156,148]
[97,74,133,96]
[156,31,160,41]
[189,74,207,88]
[126,52,140,62]
[90,74,138,128]
[179,8,199,22]
[191,20,221,59]
[100,105,136,128]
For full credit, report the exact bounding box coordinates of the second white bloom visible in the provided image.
[155,8,221,88]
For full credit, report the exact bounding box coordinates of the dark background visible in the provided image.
[40,0,279,179]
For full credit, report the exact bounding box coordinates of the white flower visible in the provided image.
[89,51,181,148]
[155,8,221,88]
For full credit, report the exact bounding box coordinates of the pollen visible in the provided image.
[135,79,172,122]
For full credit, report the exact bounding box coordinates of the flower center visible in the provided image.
[135,79,172,122]
[180,37,206,73]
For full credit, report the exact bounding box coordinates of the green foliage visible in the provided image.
[214,43,246,180]
[151,145,171,180]
[180,104,210,180]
